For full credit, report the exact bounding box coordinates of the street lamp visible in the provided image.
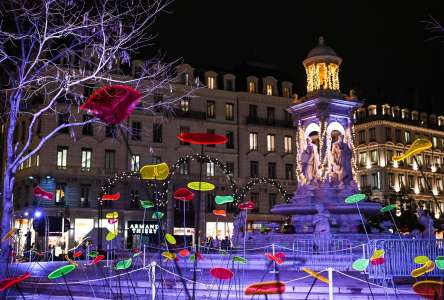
[33,210,49,260]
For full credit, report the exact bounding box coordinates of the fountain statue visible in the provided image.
[312,203,331,245]
[330,135,353,186]
[301,137,320,184]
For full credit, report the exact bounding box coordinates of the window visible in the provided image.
[358,131,366,144]
[250,192,259,213]
[408,175,414,189]
[153,123,162,143]
[206,193,215,212]
[250,161,259,178]
[81,148,92,171]
[249,132,258,150]
[268,162,277,179]
[226,162,234,175]
[360,175,368,187]
[226,131,234,149]
[105,125,117,138]
[249,104,258,119]
[57,146,68,169]
[248,81,256,93]
[267,107,275,123]
[369,128,376,141]
[419,177,426,191]
[179,126,190,145]
[416,155,424,166]
[398,174,405,187]
[267,134,276,152]
[225,79,234,91]
[207,76,215,89]
[385,150,393,165]
[284,136,292,153]
[405,131,411,144]
[266,84,273,96]
[370,150,378,163]
[179,161,189,175]
[284,110,292,123]
[207,129,215,147]
[55,183,66,204]
[372,172,380,189]
[433,136,438,148]
[359,152,367,166]
[269,193,277,210]
[206,162,215,176]
[388,173,394,187]
[385,127,392,141]
[130,154,140,171]
[182,73,189,85]
[225,103,234,120]
[130,190,140,208]
[82,115,93,136]
[425,155,431,168]
[180,97,190,112]
[131,121,141,141]
[35,153,40,167]
[80,185,90,208]
[395,129,401,142]
[58,113,69,134]
[105,150,115,170]
[285,164,294,180]
[437,177,443,192]
[283,87,290,97]
[207,101,215,118]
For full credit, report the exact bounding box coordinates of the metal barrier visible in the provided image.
[291,239,354,271]
[366,239,444,280]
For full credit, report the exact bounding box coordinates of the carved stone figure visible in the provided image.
[301,137,320,184]
[312,203,331,246]
[232,210,247,246]
[330,134,353,186]
[417,208,435,239]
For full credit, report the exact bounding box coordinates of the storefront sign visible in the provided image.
[173,227,195,236]
[128,221,159,236]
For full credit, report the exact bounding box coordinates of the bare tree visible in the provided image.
[0,0,191,272]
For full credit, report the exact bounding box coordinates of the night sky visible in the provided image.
[150,1,444,112]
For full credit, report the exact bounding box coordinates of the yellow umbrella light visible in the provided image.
[140,163,169,180]
[187,181,215,192]
[106,211,118,219]
[106,231,117,241]
[392,138,432,162]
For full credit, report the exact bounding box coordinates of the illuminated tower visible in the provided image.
[303,36,342,97]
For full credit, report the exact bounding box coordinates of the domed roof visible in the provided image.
[306,36,337,58]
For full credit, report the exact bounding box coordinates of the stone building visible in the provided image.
[10,60,297,254]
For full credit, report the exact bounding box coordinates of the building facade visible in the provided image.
[11,61,298,255]
[354,104,444,217]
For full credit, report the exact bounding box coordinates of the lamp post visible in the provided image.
[34,210,49,260]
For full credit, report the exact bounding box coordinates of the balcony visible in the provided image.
[246,116,293,128]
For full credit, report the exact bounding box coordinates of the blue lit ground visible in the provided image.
[3,255,422,299]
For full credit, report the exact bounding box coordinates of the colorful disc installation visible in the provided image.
[178,249,190,257]
[187,181,215,191]
[48,264,76,280]
[105,211,118,219]
[1,228,16,242]
[115,258,132,270]
[239,200,255,210]
[152,211,164,219]
[435,256,444,270]
[245,281,286,295]
[140,162,169,180]
[90,255,105,266]
[88,251,98,258]
[140,200,154,209]
[174,188,194,201]
[213,209,226,217]
[33,186,53,200]
[411,260,435,278]
[345,193,366,204]
[413,280,444,300]
[303,267,330,284]
[101,192,121,201]
[352,258,369,271]
[162,251,176,261]
[232,256,248,264]
[177,132,228,145]
[106,231,117,241]
[380,204,397,213]
[210,267,234,280]
[108,218,118,224]
[165,233,176,245]
[265,253,284,265]
[392,138,432,162]
[73,251,82,258]
[215,195,234,205]
[80,85,142,125]
[414,256,430,265]
[0,273,31,291]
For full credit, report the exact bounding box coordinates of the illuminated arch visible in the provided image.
[237,177,292,205]
[326,121,345,135]
[304,122,321,137]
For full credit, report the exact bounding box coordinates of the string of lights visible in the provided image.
[237,177,292,204]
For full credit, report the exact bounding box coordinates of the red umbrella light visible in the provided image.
[174,188,194,201]
[177,132,228,145]
[210,267,234,280]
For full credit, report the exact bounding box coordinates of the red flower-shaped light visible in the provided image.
[239,200,255,210]
[265,253,284,265]
[245,281,286,295]
[177,132,228,145]
[178,249,190,257]
[0,272,31,291]
[213,209,226,217]
[80,85,142,125]
[210,267,234,280]
[34,186,53,200]
[174,188,194,201]
[102,192,121,201]
[73,251,83,258]
[90,254,105,266]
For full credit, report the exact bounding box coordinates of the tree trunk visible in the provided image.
[0,170,14,277]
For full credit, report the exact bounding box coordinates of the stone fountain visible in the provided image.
[271,37,381,235]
